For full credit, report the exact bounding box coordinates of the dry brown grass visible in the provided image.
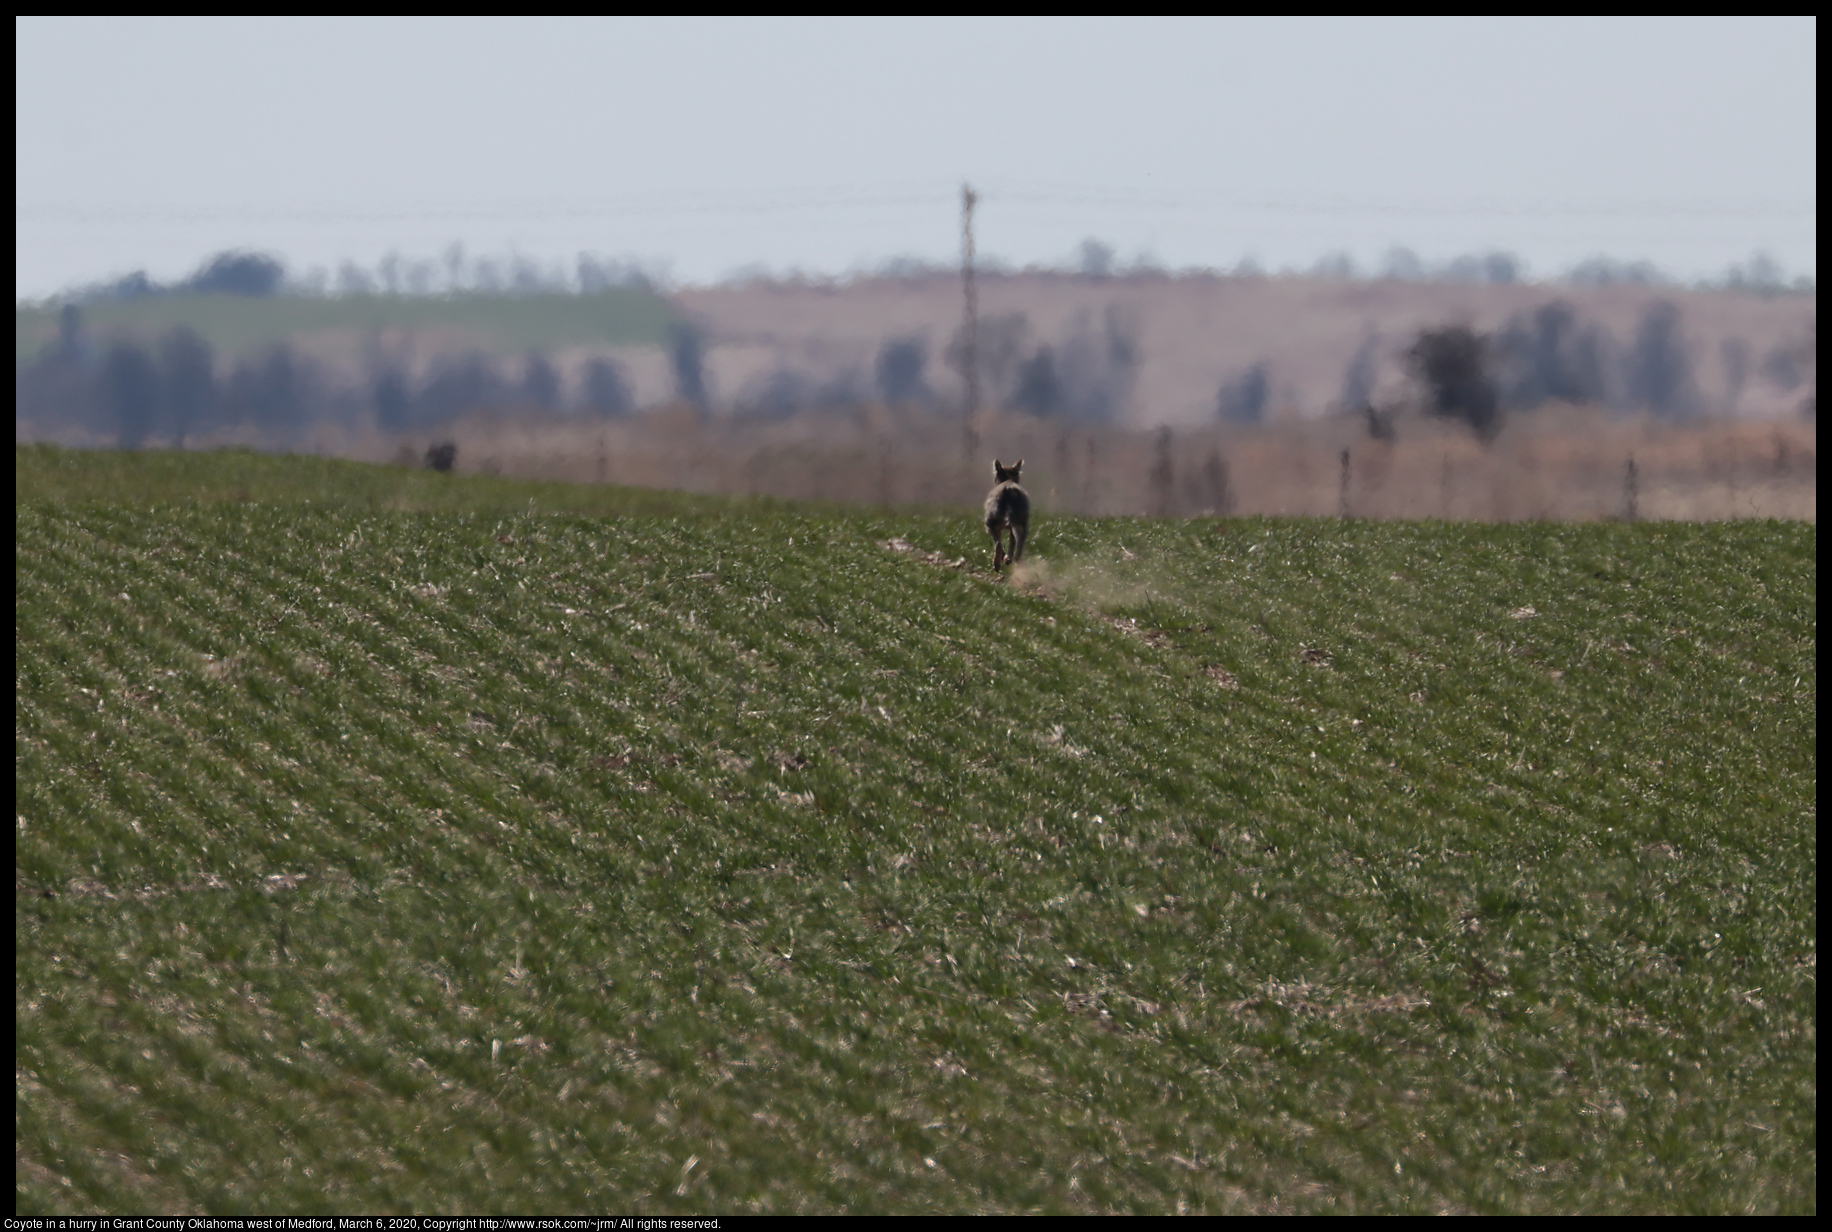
[323,403,1815,523]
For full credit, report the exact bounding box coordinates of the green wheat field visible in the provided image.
[15,444,1816,1213]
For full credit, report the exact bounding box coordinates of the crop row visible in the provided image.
[16,491,1816,1213]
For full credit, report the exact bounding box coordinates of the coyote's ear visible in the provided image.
[992,458,1003,474]
[1013,459,1023,473]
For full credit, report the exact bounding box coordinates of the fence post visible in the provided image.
[1203,448,1234,517]
[1150,427,1175,517]
[1085,435,1100,515]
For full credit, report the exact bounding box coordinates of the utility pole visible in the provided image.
[960,182,980,460]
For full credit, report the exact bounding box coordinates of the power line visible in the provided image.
[17,190,1813,226]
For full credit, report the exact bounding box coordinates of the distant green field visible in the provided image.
[17,288,675,365]
[16,446,1816,1213]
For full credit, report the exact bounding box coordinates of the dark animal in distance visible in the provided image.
[983,458,1030,572]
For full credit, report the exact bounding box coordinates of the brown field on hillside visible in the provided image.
[676,272,1817,427]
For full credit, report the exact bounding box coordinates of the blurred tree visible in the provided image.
[1380,246,1426,281]
[378,252,403,295]
[371,365,413,432]
[578,255,613,294]
[1192,448,1234,516]
[101,342,160,449]
[224,345,311,434]
[1626,302,1699,418]
[1077,239,1117,279]
[1442,252,1521,285]
[670,324,710,411]
[521,351,561,411]
[946,313,1031,409]
[1721,338,1749,414]
[1407,326,1500,440]
[510,256,546,295]
[1566,257,1665,287]
[1011,346,1063,417]
[418,352,506,426]
[1492,301,1617,410]
[1340,332,1379,411]
[1311,251,1357,280]
[405,259,436,295]
[738,369,812,421]
[15,307,94,432]
[188,250,285,296]
[443,242,468,293]
[1149,427,1176,516]
[1217,363,1270,425]
[1055,307,1140,423]
[337,261,376,296]
[1726,252,1785,292]
[158,328,215,448]
[57,304,87,358]
[103,271,161,299]
[1764,321,1815,418]
[580,358,634,418]
[874,337,931,407]
[1760,341,1803,391]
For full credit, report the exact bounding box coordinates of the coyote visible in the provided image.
[983,458,1030,571]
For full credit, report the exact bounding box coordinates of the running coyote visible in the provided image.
[983,458,1030,571]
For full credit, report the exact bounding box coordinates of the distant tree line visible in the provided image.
[70,247,657,304]
[16,307,645,449]
[1402,300,1707,439]
[728,309,1142,425]
[86,251,288,302]
[863,239,1810,294]
[56,241,1812,309]
[948,308,1140,423]
[20,300,1152,447]
[1216,298,1814,439]
[21,285,1811,450]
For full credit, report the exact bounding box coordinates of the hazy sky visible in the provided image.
[16,16,1817,299]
